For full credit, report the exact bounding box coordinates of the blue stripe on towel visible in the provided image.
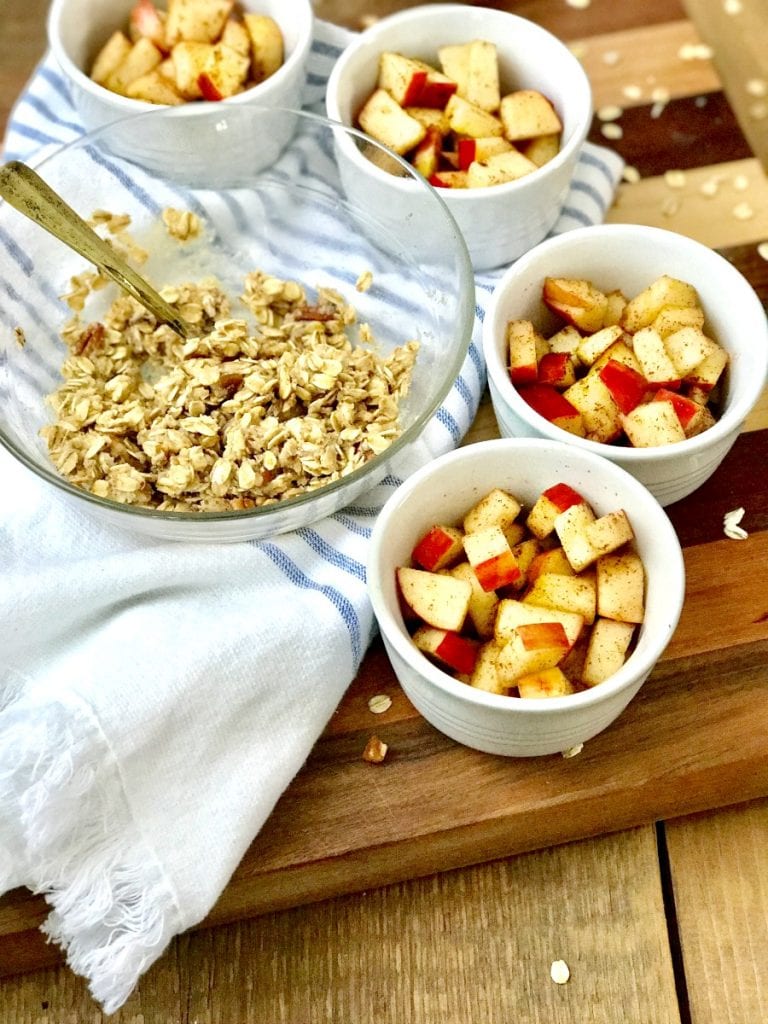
[260,542,362,663]
[298,527,367,582]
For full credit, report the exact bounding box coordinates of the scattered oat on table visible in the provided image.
[723,0,743,13]
[362,735,388,764]
[723,507,748,540]
[678,43,713,61]
[600,123,623,141]
[746,78,768,98]
[368,694,392,715]
[602,50,621,66]
[664,170,687,189]
[732,201,754,221]
[562,744,584,759]
[565,0,591,8]
[756,241,768,261]
[621,165,641,184]
[550,960,571,984]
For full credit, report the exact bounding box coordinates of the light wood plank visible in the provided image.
[666,801,768,1024]
[179,827,680,1024]
[573,20,721,111]
[682,0,768,171]
[607,158,768,247]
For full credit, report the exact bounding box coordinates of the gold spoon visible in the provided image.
[0,160,193,339]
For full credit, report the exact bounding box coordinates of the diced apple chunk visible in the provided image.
[126,68,184,103]
[621,401,686,447]
[620,275,700,333]
[495,598,584,649]
[469,641,507,694]
[105,37,163,94]
[165,0,234,45]
[413,625,480,675]
[562,371,622,443]
[411,524,464,572]
[463,526,521,591]
[543,278,608,334]
[517,667,575,699]
[91,31,133,85]
[467,149,538,187]
[584,509,634,558]
[523,571,597,624]
[554,502,599,573]
[526,482,585,539]
[463,487,522,534]
[520,133,561,167]
[243,13,283,83]
[396,567,471,631]
[596,551,645,623]
[445,94,503,138]
[576,325,624,367]
[632,326,681,390]
[582,618,635,687]
[499,89,562,140]
[358,89,426,155]
[517,384,586,437]
[496,622,571,682]
[449,562,499,638]
[507,319,548,385]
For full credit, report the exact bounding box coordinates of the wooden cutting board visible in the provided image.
[2,0,768,976]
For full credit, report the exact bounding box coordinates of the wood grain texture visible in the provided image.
[2,2,768,1022]
[0,828,681,1024]
[681,0,768,171]
[666,801,768,1024]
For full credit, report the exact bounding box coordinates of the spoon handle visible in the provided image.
[0,160,192,339]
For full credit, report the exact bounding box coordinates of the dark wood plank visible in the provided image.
[588,94,753,176]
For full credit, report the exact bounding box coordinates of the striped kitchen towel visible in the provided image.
[0,18,624,1014]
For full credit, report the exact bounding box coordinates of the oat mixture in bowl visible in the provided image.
[0,106,474,542]
[44,266,418,513]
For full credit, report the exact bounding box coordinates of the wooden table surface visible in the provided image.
[2,1,768,1021]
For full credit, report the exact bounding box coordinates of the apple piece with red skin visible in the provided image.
[411,524,464,572]
[599,358,649,415]
[413,625,480,675]
[517,666,575,698]
[197,42,249,100]
[412,126,443,179]
[129,0,168,51]
[457,136,512,171]
[525,482,586,539]
[537,351,576,388]
[517,383,586,437]
[651,388,702,430]
[495,597,584,649]
[378,52,457,108]
[686,344,728,391]
[542,277,608,334]
[496,621,570,683]
[621,400,686,447]
[358,89,426,155]
[462,526,522,592]
[563,372,622,443]
[429,169,469,188]
[396,566,471,632]
[507,319,548,385]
